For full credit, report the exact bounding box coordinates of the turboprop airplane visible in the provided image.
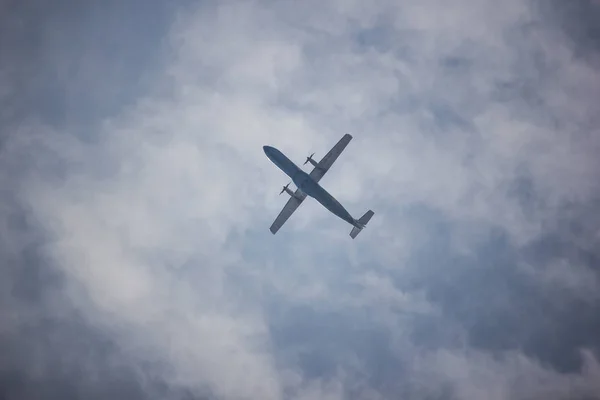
[263,134,374,239]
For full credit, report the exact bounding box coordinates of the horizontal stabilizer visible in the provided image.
[349,210,374,239]
[358,210,374,226]
[350,226,362,239]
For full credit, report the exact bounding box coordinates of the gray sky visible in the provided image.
[2,1,600,399]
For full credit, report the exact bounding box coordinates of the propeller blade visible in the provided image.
[279,182,291,195]
[303,153,315,165]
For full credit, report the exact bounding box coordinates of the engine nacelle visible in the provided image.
[283,186,296,197]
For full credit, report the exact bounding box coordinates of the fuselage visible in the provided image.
[263,145,356,226]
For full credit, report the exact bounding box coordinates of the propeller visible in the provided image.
[279,182,291,195]
[303,153,315,165]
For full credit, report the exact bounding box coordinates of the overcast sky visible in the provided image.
[2,1,600,399]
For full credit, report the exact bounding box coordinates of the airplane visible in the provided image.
[263,134,374,239]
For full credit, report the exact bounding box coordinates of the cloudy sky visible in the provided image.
[2,0,600,399]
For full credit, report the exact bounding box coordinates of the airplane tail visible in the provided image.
[349,210,374,239]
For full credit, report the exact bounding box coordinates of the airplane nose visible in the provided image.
[263,145,273,155]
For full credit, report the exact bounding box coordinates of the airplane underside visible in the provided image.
[264,134,374,238]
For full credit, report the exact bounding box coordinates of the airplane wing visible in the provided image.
[269,134,352,234]
[269,188,307,234]
[309,134,353,183]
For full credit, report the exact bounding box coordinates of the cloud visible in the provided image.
[2,0,600,399]
[410,348,600,400]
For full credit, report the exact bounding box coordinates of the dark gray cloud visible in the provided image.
[2,1,600,399]
[0,1,192,399]
[0,0,174,129]
[538,0,600,60]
